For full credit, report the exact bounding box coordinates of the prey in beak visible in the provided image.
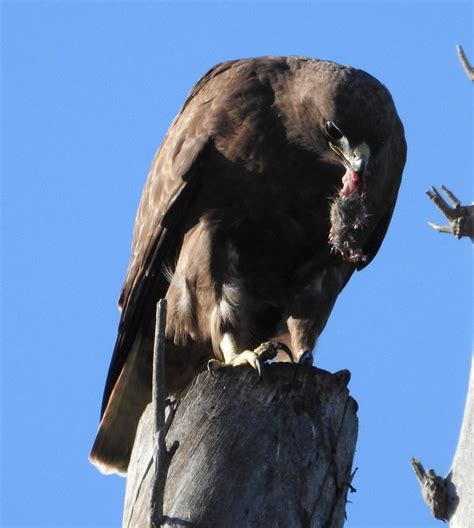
[326,126,371,263]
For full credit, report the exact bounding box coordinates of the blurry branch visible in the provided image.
[456,45,474,82]
[426,185,473,241]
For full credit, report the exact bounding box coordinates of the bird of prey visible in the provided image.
[90,56,406,475]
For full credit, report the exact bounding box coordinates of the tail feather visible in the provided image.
[90,334,152,475]
[90,334,212,475]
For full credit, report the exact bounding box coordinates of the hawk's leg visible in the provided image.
[208,333,293,378]
[285,264,354,366]
[286,315,319,366]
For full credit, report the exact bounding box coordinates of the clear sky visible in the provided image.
[1,1,472,527]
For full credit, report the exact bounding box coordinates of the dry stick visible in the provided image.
[456,45,474,82]
[150,299,168,528]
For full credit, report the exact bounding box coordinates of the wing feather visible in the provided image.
[101,137,210,416]
[357,115,407,270]
[100,58,277,417]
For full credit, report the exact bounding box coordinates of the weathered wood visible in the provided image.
[444,45,473,525]
[123,364,358,528]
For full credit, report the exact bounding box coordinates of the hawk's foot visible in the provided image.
[207,352,264,378]
[209,339,293,379]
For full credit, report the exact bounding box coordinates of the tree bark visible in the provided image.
[123,364,358,528]
[448,357,474,527]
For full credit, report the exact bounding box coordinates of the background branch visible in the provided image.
[414,43,473,527]
[426,185,473,240]
[456,45,474,82]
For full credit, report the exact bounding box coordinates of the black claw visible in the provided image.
[255,359,262,380]
[273,341,294,363]
[298,350,313,365]
[207,359,221,377]
[256,341,294,363]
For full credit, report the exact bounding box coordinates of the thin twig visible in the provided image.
[456,45,474,82]
[150,299,168,528]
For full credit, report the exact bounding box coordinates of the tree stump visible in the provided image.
[123,363,358,528]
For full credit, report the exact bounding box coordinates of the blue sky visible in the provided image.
[2,1,472,527]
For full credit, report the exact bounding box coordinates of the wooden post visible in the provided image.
[123,363,358,527]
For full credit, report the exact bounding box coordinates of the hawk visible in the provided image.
[90,56,406,475]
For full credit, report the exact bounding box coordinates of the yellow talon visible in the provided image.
[214,334,294,379]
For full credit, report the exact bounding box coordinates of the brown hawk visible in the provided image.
[90,56,406,475]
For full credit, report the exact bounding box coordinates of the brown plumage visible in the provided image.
[90,56,406,475]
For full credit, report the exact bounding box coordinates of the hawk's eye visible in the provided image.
[325,121,343,141]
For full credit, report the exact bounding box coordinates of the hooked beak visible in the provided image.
[330,140,370,176]
[329,141,370,197]
[350,153,368,175]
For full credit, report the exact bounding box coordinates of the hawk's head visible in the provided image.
[323,119,370,198]
[306,63,396,262]
[322,120,371,263]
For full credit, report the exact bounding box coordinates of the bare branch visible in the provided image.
[456,45,474,82]
[440,185,462,208]
[426,185,473,240]
[427,222,454,234]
